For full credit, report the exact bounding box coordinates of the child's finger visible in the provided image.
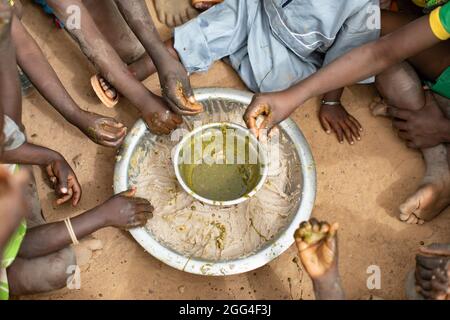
[56,189,73,205]
[98,129,125,142]
[122,187,137,198]
[56,170,69,195]
[398,130,412,141]
[346,118,361,140]
[46,165,57,185]
[70,178,82,206]
[295,238,309,251]
[387,107,412,121]
[244,103,269,137]
[328,223,339,238]
[102,118,125,129]
[348,115,363,132]
[392,119,408,131]
[319,222,330,233]
[341,122,354,145]
[331,123,344,144]
[100,139,124,148]
[319,116,332,134]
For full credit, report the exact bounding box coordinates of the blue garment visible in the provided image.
[33,0,54,15]
[174,0,381,92]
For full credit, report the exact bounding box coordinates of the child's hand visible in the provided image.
[46,156,82,206]
[294,219,339,279]
[319,103,362,145]
[389,91,450,149]
[100,188,154,230]
[142,96,183,135]
[158,59,204,116]
[77,111,127,148]
[244,92,296,139]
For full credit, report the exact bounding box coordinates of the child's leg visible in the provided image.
[11,13,127,147]
[375,63,450,224]
[81,0,144,64]
[0,7,21,128]
[8,247,76,295]
[6,167,74,296]
[46,0,181,134]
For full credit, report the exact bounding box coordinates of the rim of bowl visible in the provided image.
[114,87,316,276]
[173,122,269,206]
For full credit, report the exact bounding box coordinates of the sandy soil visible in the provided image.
[18,0,450,300]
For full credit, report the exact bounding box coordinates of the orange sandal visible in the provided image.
[191,0,223,11]
[90,74,119,108]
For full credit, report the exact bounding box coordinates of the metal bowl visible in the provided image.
[173,122,269,206]
[114,88,316,276]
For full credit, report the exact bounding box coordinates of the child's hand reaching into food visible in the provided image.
[158,58,204,116]
[73,110,127,148]
[46,156,82,207]
[243,92,298,139]
[142,95,183,135]
[319,102,362,145]
[98,188,154,230]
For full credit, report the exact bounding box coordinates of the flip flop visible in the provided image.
[191,0,223,10]
[90,74,119,108]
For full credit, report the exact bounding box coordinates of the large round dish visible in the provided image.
[114,88,316,276]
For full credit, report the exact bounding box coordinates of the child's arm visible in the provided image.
[244,14,442,135]
[18,188,153,259]
[0,1,21,129]
[10,15,127,148]
[320,88,362,145]
[0,142,82,206]
[113,0,203,115]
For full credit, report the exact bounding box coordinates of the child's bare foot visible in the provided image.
[399,145,450,224]
[91,74,119,108]
[319,103,362,145]
[413,243,450,300]
[294,219,344,299]
[73,110,127,148]
[155,0,198,28]
[141,95,183,135]
[192,0,223,11]
[369,97,390,117]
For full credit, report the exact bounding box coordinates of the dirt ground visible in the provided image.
[18,0,450,300]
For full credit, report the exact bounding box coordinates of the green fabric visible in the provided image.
[439,2,450,32]
[430,66,450,99]
[423,0,449,12]
[0,164,26,300]
[0,220,26,300]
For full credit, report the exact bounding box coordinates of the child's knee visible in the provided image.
[375,63,425,111]
[9,247,77,295]
[33,247,77,292]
